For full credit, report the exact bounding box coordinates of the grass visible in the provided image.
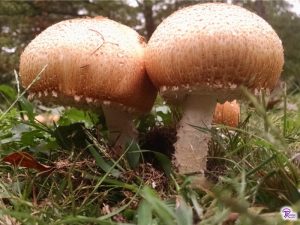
[0,81,300,225]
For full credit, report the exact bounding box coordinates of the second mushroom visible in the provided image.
[145,3,284,178]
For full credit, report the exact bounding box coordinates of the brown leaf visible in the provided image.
[2,151,51,172]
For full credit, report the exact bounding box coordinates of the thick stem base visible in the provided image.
[174,95,216,175]
[102,105,138,149]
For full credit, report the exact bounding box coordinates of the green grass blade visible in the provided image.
[137,200,153,225]
[88,144,121,177]
[175,196,193,225]
[141,186,175,225]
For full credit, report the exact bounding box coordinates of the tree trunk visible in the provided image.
[143,0,155,40]
[254,0,266,19]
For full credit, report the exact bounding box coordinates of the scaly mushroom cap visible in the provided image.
[20,17,157,113]
[213,100,240,127]
[145,3,284,103]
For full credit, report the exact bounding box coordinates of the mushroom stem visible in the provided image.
[102,105,138,149]
[174,95,217,175]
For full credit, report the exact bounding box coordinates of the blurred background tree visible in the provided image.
[0,0,299,86]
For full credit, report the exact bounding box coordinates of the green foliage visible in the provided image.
[58,108,99,128]
[0,84,17,101]
[126,141,142,169]
[88,144,122,178]
[139,186,176,225]
[1,83,300,224]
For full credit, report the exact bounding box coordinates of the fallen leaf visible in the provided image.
[2,151,51,172]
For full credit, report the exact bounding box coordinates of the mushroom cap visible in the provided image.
[20,17,157,113]
[213,100,240,127]
[145,3,284,103]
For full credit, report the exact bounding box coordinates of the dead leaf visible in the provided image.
[2,151,52,172]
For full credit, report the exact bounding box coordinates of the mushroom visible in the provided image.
[213,100,240,128]
[20,17,157,148]
[145,3,284,178]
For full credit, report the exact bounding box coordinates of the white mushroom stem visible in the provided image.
[102,105,138,149]
[174,94,217,175]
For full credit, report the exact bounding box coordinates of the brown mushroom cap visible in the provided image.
[213,100,240,127]
[20,17,157,113]
[145,3,284,103]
